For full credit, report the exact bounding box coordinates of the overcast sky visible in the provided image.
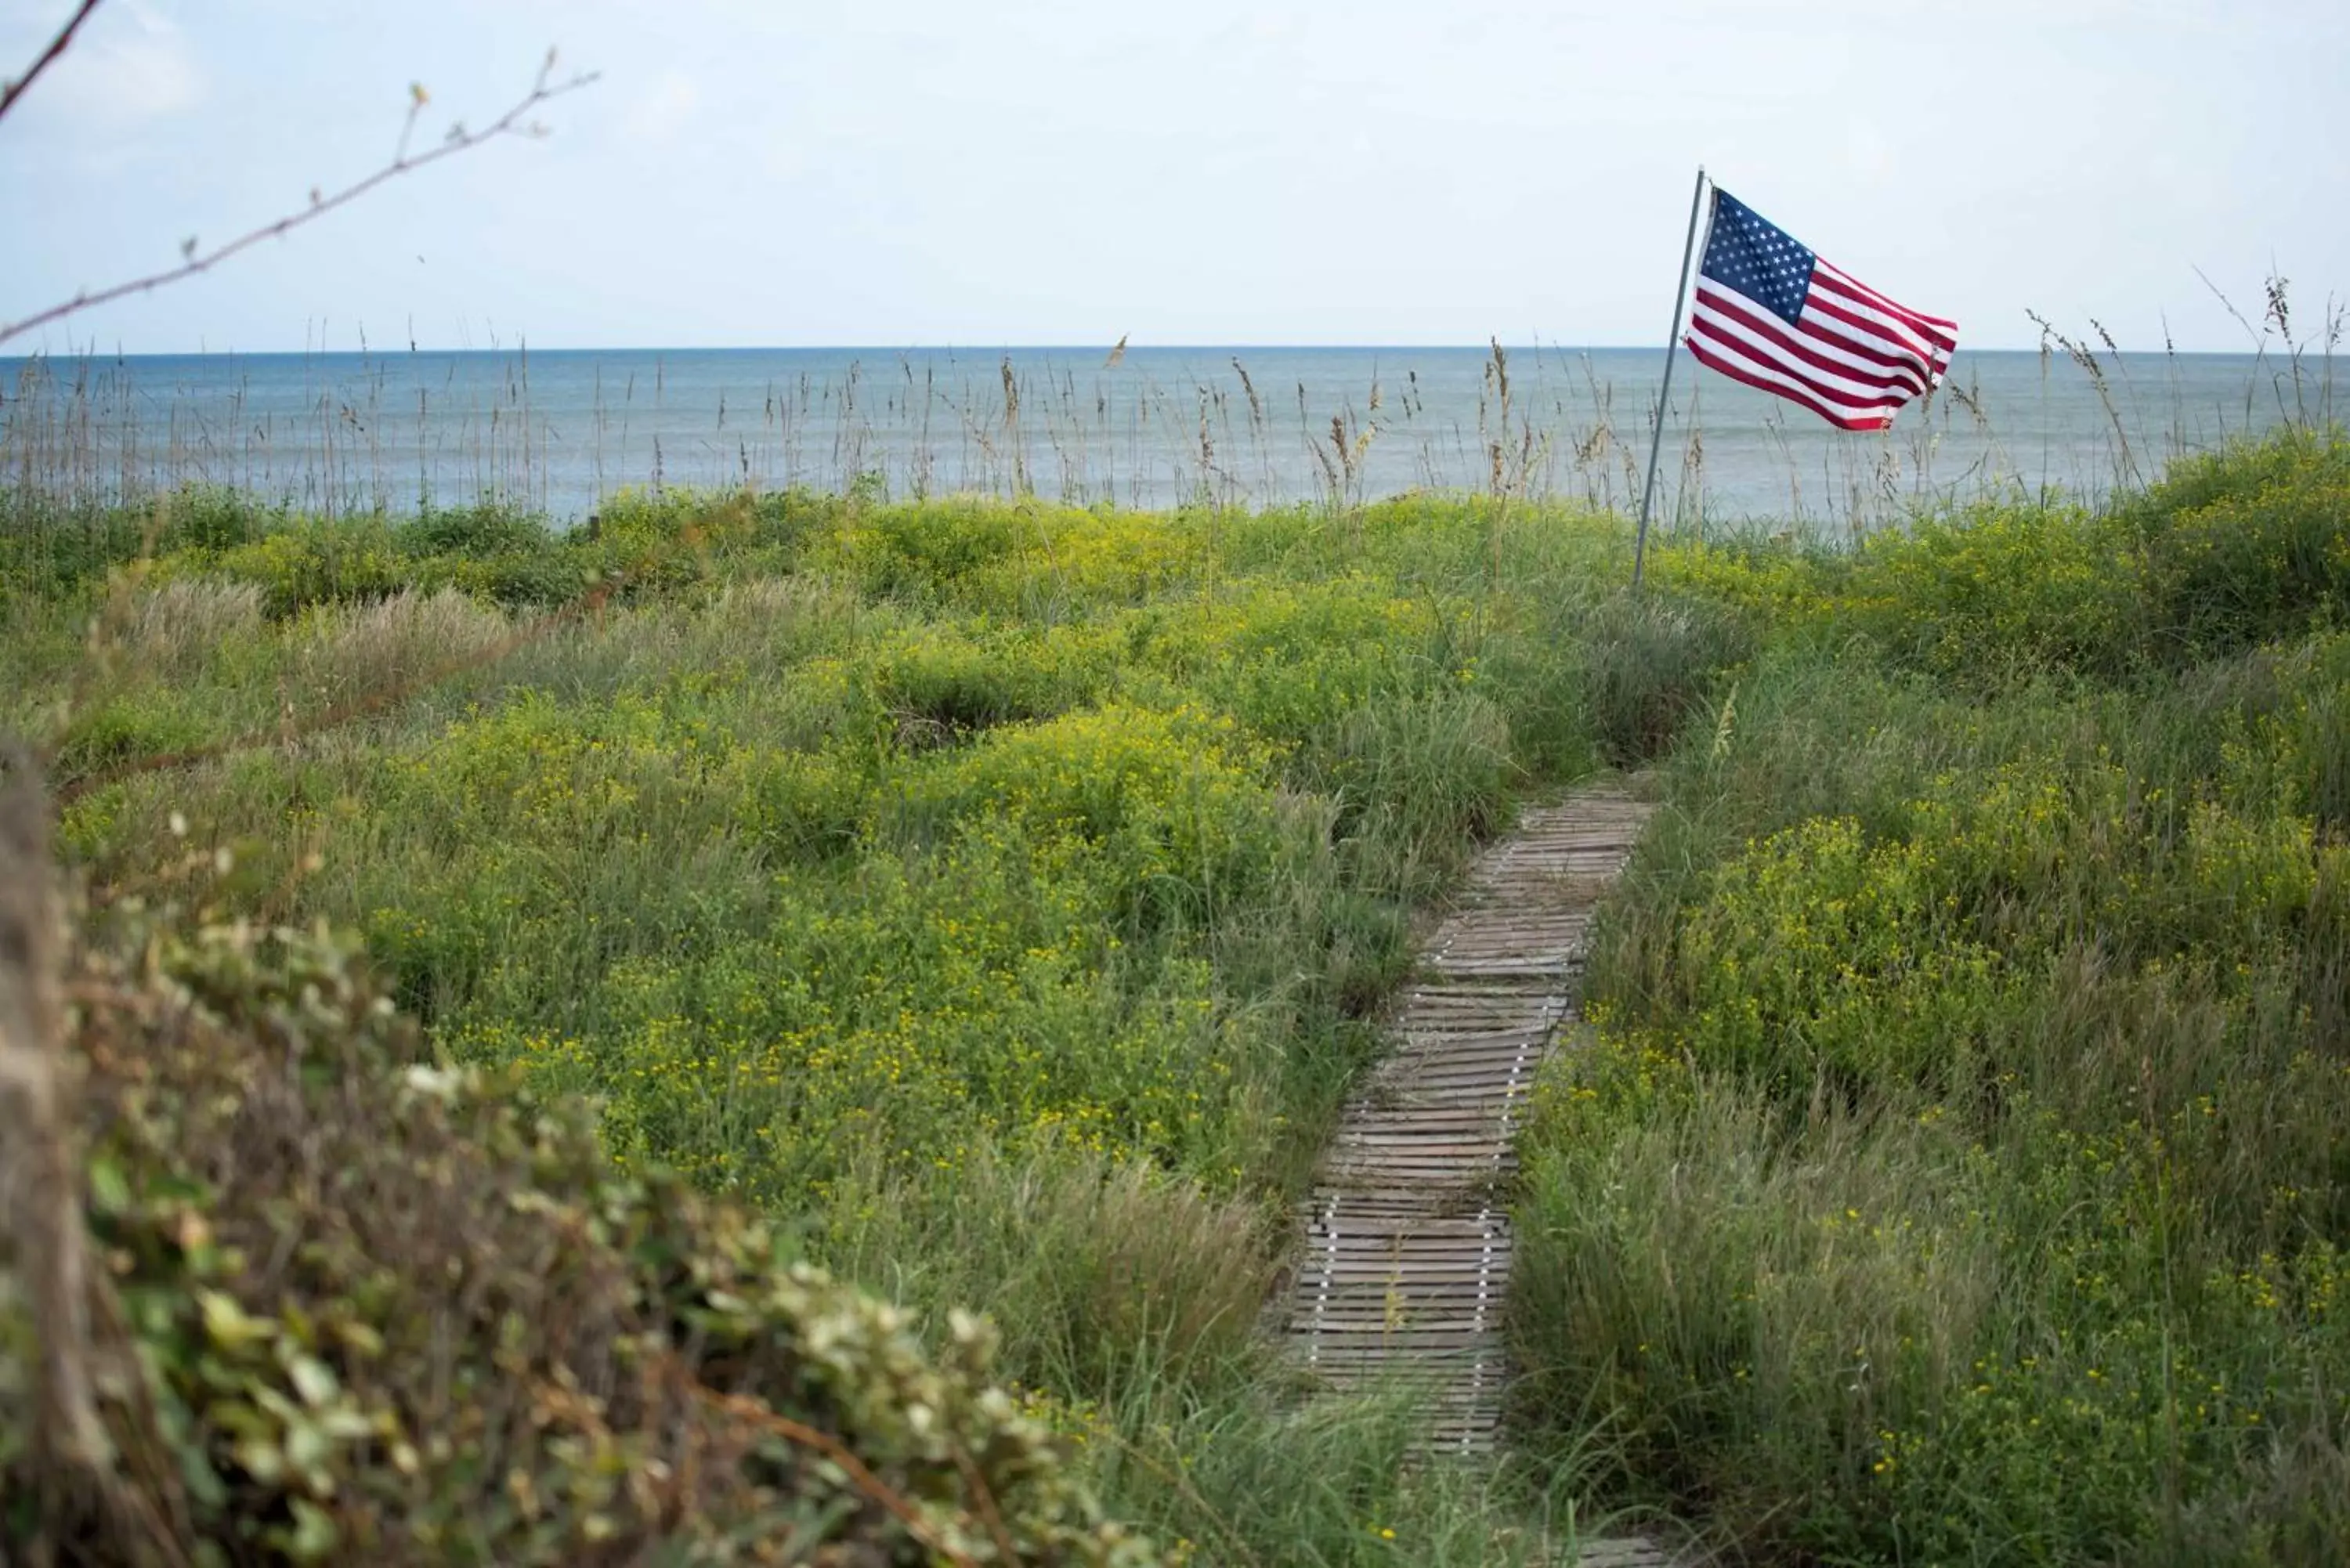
[2,0,2344,355]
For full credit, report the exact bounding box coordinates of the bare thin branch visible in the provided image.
[0,0,103,127]
[685,1375,983,1568]
[0,56,597,348]
[2192,265,2269,352]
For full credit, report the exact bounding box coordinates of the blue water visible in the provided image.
[2,345,2333,524]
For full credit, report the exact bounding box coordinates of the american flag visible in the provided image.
[1684,187,1957,431]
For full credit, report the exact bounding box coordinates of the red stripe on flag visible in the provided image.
[1694,284,1931,399]
[1794,310,1936,393]
[1814,268,1955,347]
[1799,305,1942,395]
[1685,335,1894,432]
[1813,262,1957,349]
[1688,323,1913,423]
[1686,313,1908,417]
[1802,290,1947,385]
[1806,273,1954,372]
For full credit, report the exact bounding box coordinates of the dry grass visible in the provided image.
[121,579,265,677]
[294,587,511,703]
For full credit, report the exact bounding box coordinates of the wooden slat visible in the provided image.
[1281,787,1679,1566]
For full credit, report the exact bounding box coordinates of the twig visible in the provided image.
[686,1378,983,1568]
[0,51,598,347]
[2192,267,2277,430]
[2193,265,2271,354]
[0,0,103,127]
[952,1444,1022,1564]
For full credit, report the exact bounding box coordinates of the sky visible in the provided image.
[2,0,2345,356]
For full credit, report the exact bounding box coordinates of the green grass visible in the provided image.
[1514,428,2350,1565]
[6,425,2345,1563]
[5,479,1731,1563]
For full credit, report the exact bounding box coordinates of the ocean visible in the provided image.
[2,344,2333,526]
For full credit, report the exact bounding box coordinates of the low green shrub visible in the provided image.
[2,900,1169,1566]
[2127,425,2350,658]
[1841,500,2145,680]
[396,498,551,557]
[1314,687,1513,902]
[901,701,1288,927]
[1515,616,2350,1564]
[52,687,212,782]
[155,518,411,616]
[163,486,287,554]
[1578,589,1752,764]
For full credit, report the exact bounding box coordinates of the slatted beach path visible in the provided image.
[1283,783,1671,1563]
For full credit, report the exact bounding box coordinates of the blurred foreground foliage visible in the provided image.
[1,891,1164,1566]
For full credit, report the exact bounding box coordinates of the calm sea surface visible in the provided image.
[2,345,2334,525]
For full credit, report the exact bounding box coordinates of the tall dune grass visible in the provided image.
[1513,427,2350,1565]
[10,296,2334,539]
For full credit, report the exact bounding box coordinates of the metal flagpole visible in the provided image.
[1632,166,1712,588]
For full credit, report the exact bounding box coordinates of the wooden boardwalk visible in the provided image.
[1284,785,1670,1560]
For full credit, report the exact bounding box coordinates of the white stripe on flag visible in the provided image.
[1691,285,1931,402]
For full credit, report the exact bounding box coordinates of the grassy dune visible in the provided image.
[5,484,1681,1563]
[3,426,2346,1563]
[1518,429,2350,1564]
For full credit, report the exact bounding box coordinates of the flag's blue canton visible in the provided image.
[1699,190,1815,327]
